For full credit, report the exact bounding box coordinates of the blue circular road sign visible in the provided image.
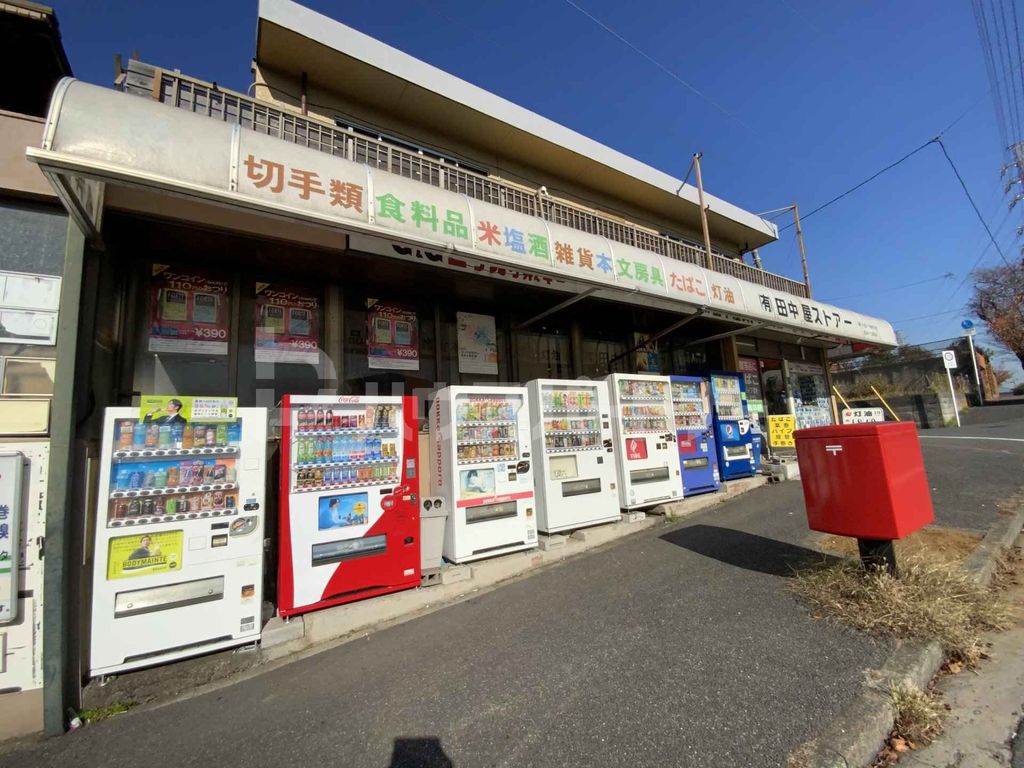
[961,319,974,330]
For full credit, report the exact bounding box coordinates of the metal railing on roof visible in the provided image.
[125,63,808,298]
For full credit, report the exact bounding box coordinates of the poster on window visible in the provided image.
[254,283,320,364]
[457,312,498,375]
[148,265,230,355]
[366,298,419,370]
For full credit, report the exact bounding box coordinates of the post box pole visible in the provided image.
[857,538,898,576]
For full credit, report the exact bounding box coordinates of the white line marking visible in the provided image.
[919,435,1024,443]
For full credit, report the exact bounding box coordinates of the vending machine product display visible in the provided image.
[709,372,756,480]
[669,376,721,496]
[430,386,536,563]
[90,407,267,676]
[605,374,683,509]
[278,395,419,617]
[526,379,619,534]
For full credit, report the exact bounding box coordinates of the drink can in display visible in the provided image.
[216,424,228,446]
[182,424,194,449]
[213,490,224,508]
[145,424,159,448]
[141,498,155,517]
[117,420,133,449]
[128,498,141,516]
[153,467,168,488]
[212,463,227,482]
[171,424,184,448]
[164,497,177,516]
[166,466,179,487]
[225,493,236,509]
[132,421,147,449]
[201,492,213,511]
[227,421,241,444]
[112,500,129,519]
[205,426,216,447]
[225,464,236,483]
[154,498,166,515]
[143,470,156,488]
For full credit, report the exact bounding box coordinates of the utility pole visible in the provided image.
[693,152,714,270]
[792,203,812,298]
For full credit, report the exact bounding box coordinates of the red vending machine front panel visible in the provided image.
[278,395,420,617]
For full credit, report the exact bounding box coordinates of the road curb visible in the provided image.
[800,502,1024,768]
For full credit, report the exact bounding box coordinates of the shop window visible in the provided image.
[581,337,627,378]
[514,330,571,381]
[132,264,233,398]
[762,359,788,416]
[787,361,833,429]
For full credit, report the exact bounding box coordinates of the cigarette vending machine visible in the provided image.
[430,386,536,563]
[605,374,683,509]
[526,379,619,534]
[709,372,756,480]
[278,395,419,617]
[670,376,721,496]
[90,407,267,677]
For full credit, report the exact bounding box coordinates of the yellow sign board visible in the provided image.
[767,415,797,449]
[107,530,183,580]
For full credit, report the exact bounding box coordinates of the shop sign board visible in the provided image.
[841,407,885,424]
[457,312,498,375]
[0,452,23,623]
[767,414,796,448]
[254,283,320,365]
[138,394,238,423]
[148,265,230,355]
[32,81,900,349]
[367,298,419,371]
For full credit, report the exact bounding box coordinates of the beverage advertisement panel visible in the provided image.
[367,298,419,370]
[148,264,230,355]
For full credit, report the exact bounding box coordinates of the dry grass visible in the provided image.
[790,554,1012,664]
[815,527,982,569]
[889,679,944,746]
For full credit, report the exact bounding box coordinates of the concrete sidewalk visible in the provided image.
[2,417,1021,767]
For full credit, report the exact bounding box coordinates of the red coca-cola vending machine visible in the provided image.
[278,395,420,617]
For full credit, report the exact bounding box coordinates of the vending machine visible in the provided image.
[669,376,721,496]
[430,386,536,563]
[277,395,420,617]
[709,372,756,480]
[526,379,619,534]
[90,407,267,677]
[605,374,683,509]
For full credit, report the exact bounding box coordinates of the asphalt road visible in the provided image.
[5,409,1023,768]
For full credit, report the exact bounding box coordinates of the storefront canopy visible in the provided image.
[27,79,897,348]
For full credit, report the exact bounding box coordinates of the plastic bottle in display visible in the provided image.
[132,421,146,449]
[115,468,131,490]
[117,421,133,449]
[182,424,193,449]
[216,424,228,446]
[145,424,159,448]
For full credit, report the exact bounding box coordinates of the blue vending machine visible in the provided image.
[709,372,756,480]
[669,376,720,495]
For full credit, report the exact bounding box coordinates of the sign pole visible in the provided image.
[945,365,961,427]
[965,332,983,403]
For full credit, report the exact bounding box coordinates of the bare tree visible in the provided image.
[969,262,1024,370]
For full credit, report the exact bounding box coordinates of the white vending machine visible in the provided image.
[605,373,683,509]
[526,379,619,534]
[90,407,267,677]
[430,386,536,563]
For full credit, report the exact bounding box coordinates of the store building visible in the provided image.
[23,0,896,734]
[0,0,73,740]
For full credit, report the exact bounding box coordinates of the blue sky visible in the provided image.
[54,0,1021,377]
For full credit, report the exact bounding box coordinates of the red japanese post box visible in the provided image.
[792,421,934,539]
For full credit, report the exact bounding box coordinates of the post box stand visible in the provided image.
[792,422,934,579]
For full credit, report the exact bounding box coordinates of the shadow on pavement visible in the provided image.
[659,524,845,576]
[390,737,453,767]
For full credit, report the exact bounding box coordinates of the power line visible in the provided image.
[829,272,955,301]
[560,0,754,131]
[777,139,936,231]
[935,137,1014,268]
[891,307,968,324]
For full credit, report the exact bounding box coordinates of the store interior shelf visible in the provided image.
[113,446,238,460]
[293,457,397,470]
[109,508,238,527]
[111,482,238,499]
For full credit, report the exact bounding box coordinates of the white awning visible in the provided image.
[27,79,897,348]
